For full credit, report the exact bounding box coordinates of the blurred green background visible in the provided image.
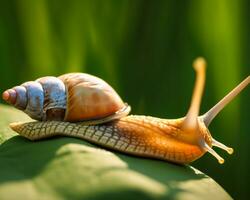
[0,0,249,199]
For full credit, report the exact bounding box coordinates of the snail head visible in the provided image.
[179,57,249,164]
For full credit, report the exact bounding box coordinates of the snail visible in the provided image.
[2,58,249,164]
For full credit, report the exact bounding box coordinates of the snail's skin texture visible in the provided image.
[10,115,210,164]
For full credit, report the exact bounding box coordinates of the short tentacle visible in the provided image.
[212,138,234,154]
[202,142,225,164]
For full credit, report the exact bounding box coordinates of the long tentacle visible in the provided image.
[202,76,249,126]
[182,57,206,132]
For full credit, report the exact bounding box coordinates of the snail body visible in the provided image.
[3,58,249,164]
[10,116,208,164]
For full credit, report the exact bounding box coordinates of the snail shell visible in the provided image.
[2,73,130,123]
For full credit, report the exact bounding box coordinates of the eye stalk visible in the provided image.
[181,57,249,164]
[182,57,206,133]
[201,75,250,126]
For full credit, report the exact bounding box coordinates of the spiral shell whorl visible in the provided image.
[12,86,27,109]
[3,73,127,123]
[21,81,44,120]
[36,76,66,120]
[3,77,67,121]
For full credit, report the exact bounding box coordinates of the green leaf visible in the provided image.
[0,104,232,200]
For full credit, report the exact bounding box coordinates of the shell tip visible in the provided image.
[2,89,17,104]
[2,91,10,101]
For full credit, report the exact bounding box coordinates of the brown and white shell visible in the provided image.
[2,73,130,123]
